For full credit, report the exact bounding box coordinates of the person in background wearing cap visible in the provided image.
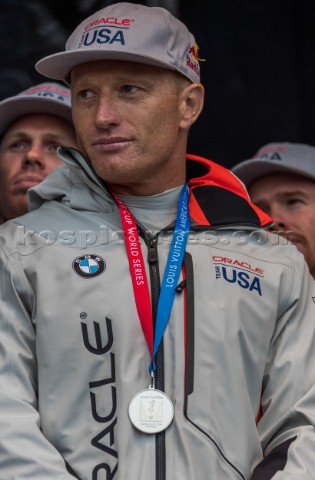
[232,142,315,278]
[0,3,314,480]
[0,82,77,224]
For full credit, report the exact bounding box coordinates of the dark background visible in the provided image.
[1,0,314,168]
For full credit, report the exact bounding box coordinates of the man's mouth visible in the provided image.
[279,231,305,248]
[92,137,132,152]
[13,174,45,191]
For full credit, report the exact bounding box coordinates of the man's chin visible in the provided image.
[9,197,29,219]
[292,242,310,265]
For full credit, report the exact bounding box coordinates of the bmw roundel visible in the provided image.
[72,254,105,279]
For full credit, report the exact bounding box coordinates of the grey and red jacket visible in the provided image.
[0,148,314,480]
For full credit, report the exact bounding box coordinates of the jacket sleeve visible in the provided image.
[0,244,76,479]
[251,248,315,479]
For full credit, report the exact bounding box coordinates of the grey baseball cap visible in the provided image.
[232,142,315,187]
[35,2,202,84]
[0,82,72,137]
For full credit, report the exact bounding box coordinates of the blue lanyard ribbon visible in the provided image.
[151,183,190,371]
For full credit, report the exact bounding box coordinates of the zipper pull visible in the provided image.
[147,239,158,263]
[175,280,186,293]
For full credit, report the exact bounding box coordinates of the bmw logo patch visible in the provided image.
[72,254,105,279]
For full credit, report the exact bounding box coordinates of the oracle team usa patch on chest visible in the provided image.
[72,254,105,278]
[212,255,264,296]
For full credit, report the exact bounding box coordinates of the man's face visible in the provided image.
[0,114,77,222]
[71,60,200,195]
[248,172,315,278]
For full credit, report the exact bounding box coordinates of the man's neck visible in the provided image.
[109,175,186,197]
[116,185,184,232]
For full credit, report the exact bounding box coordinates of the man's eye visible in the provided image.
[121,85,139,94]
[9,141,28,151]
[287,198,303,207]
[47,144,59,153]
[78,89,94,99]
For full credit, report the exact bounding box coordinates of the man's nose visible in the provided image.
[94,97,121,129]
[22,144,45,169]
[269,205,291,233]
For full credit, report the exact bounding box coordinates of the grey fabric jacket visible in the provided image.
[0,148,315,480]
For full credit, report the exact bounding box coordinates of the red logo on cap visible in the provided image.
[188,43,205,63]
[256,146,286,156]
[186,43,204,78]
[23,86,70,97]
[85,17,134,30]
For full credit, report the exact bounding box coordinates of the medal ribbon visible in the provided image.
[111,184,190,372]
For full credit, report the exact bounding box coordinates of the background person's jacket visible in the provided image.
[0,148,314,480]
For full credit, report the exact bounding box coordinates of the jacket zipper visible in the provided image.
[145,233,166,480]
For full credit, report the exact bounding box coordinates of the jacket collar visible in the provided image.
[186,154,272,228]
[30,148,272,229]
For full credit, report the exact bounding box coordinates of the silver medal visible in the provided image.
[128,384,174,434]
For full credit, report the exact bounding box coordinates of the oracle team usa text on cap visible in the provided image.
[36,2,203,84]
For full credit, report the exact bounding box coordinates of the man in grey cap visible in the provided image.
[232,142,315,278]
[0,3,315,480]
[0,82,77,224]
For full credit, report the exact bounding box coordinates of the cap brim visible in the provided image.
[0,96,72,136]
[233,159,315,187]
[36,50,179,82]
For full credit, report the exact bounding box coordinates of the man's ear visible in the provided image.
[179,83,204,130]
